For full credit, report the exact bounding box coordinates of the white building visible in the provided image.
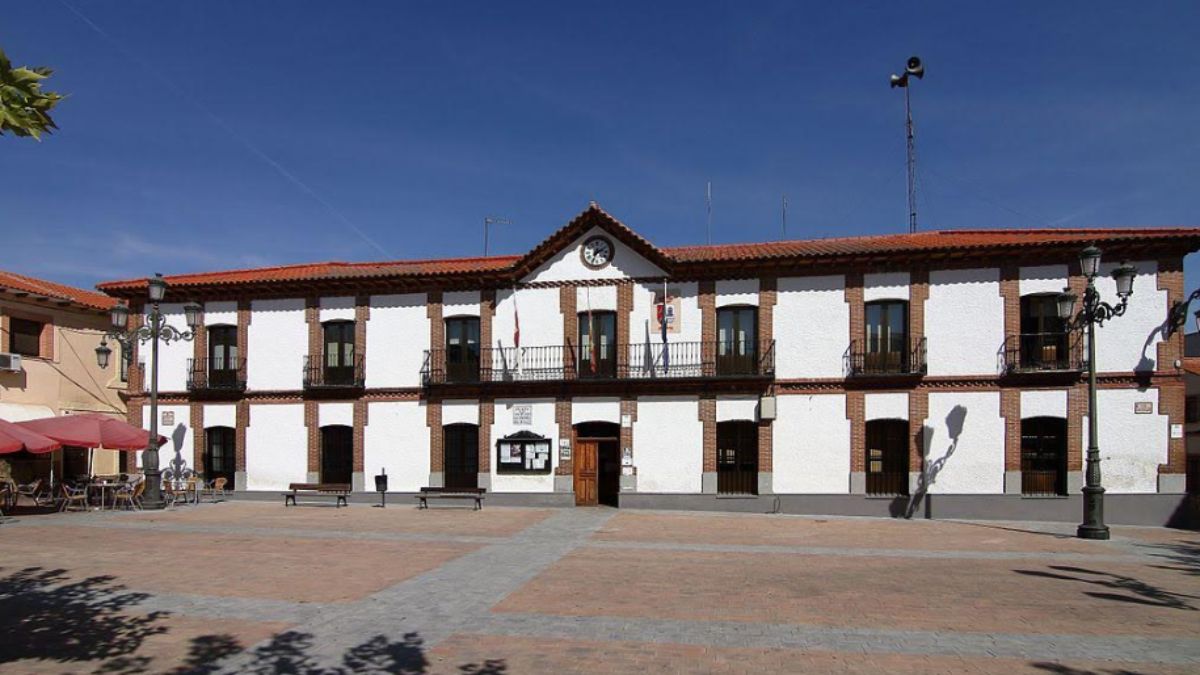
[97,204,1200,525]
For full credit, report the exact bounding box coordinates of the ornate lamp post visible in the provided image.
[1055,246,1137,540]
[96,273,201,510]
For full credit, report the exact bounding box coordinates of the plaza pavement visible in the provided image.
[0,501,1198,673]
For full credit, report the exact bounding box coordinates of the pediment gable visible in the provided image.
[514,203,672,283]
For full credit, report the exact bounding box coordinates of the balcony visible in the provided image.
[303,355,365,390]
[421,340,775,386]
[186,358,246,395]
[1001,332,1084,375]
[846,337,927,377]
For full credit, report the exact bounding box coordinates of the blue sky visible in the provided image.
[2,1,1199,292]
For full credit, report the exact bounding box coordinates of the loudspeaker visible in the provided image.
[906,56,924,78]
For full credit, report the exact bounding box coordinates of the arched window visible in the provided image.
[320,425,353,485]
[204,426,236,489]
[1021,417,1067,496]
[1019,295,1069,371]
[716,306,758,376]
[865,419,909,496]
[443,423,479,489]
[717,420,758,495]
[864,300,908,374]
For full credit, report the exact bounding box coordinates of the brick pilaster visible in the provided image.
[1156,256,1187,477]
[237,298,251,379]
[699,397,716,472]
[908,389,928,473]
[617,282,633,374]
[128,307,144,393]
[555,398,572,476]
[480,289,495,349]
[235,401,249,474]
[846,272,864,356]
[193,305,207,384]
[847,390,865,472]
[560,286,578,378]
[305,401,319,474]
[128,399,144,429]
[427,399,443,474]
[1001,389,1021,471]
[999,264,1020,345]
[699,280,716,376]
[305,297,320,369]
[910,268,929,346]
[355,294,369,378]
[620,398,637,459]
[1160,380,1187,474]
[1067,383,1085,472]
[758,277,777,366]
[191,404,205,474]
[479,398,494,474]
[428,291,444,376]
[353,400,366,474]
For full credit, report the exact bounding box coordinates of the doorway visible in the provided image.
[865,419,909,496]
[716,421,758,494]
[1021,417,1067,496]
[320,425,353,485]
[443,423,479,489]
[574,422,620,506]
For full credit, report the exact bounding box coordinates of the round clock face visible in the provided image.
[581,236,614,269]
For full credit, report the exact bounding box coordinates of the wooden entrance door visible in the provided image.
[574,440,599,506]
[444,424,479,489]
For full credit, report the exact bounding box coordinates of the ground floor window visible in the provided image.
[205,426,236,490]
[1021,417,1067,496]
[320,425,353,485]
[717,420,758,495]
[866,419,908,496]
[443,423,478,489]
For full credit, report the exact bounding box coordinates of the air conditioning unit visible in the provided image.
[0,352,23,372]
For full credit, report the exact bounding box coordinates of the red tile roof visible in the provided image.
[0,270,116,311]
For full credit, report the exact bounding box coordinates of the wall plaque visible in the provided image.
[512,404,533,426]
[1134,401,1153,414]
[161,411,175,426]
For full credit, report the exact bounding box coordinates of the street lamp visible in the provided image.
[96,273,202,509]
[1055,247,1137,540]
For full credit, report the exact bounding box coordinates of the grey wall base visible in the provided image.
[1068,471,1084,494]
[620,473,638,492]
[427,472,444,488]
[849,472,866,495]
[478,473,492,490]
[351,472,365,492]
[553,475,573,492]
[1159,473,1186,494]
[306,471,319,483]
[228,490,573,507]
[234,471,247,491]
[701,472,717,494]
[1004,471,1021,495]
[758,472,773,495]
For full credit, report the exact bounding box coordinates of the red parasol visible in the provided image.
[17,413,166,451]
[0,418,62,454]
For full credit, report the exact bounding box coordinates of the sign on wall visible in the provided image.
[1171,423,1184,439]
[559,439,571,461]
[161,411,174,426]
[652,288,682,334]
[1134,402,1153,414]
[512,404,533,426]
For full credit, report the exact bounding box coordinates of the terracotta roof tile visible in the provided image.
[0,270,116,311]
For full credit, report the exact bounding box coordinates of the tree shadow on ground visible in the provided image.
[1029,662,1161,674]
[0,565,505,674]
[1014,564,1199,611]
[1139,539,1200,579]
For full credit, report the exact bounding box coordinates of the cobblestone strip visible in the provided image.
[470,612,1200,665]
[584,539,1148,564]
[213,508,616,672]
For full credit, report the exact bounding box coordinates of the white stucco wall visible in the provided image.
[773,394,849,493]
[629,281,701,344]
[364,400,429,492]
[442,399,479,426]
[576,285,617,312]
[1084,387,1168,493]
[444,291,480,318]
[318,402,353,428]
[245,403,306,490]
[203,301,237,326]
[716,395,758,422]
[247,298,306,390]
[1021,389,1068,419]
[864,272,909,302]
[142,403,193,474]
[366,293,428,388]
[495,287,561,350]
[319,296,355,322]
[634,396,702,493]
[865,392,908,421]
[1018,265,1069,296]
[923,391,1004,494]
[523,226,666,283]
[716,279,759,307]
[926,268,1004,376]
[203,404,236,429]
[143,303,190,393]
[491,398,558,492]
[774,275,847,379]
[1093,261,1165,373]
[572,397,621,424]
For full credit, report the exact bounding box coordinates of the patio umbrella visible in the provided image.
[17,413,166,451]
[0,418,61,454]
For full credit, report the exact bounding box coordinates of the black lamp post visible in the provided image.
[1055,246,1137,540]
[97,273,201,510]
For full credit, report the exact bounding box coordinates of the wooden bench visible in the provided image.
[283,483,351,507]
[415,486,486,510]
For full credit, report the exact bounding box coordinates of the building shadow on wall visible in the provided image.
[891,404,967,519]
[164,423,188,481]
[0,565,506,674]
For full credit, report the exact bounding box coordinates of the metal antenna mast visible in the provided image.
[890,56,925,233]
[781,194,788,239]
[483,216,511,256]
[705,181,712,244]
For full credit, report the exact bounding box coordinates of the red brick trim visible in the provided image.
[235,400,248,473]
[1160,380,1187,474]
[191,404,205,473]
[304,400,318,474]
[478,398,494,474]
[846,272,864,349]
[617,282,633,373]
[237,299,250,378]
[758,277,777,370]
[428,290,443,353]
[908,389,927,473]
[847,390,865,473]
[910,268,928,345]
[999,264,1020,343]
[353,400,366,474]
[555,397,572,476]
[128,399,144,429]
[699,396,717,473]
[193,306,207,378]
[699,281,716,345]
[427,399,443,474]
[355,294,369,378]
[305,297,320,365]
[620,398,637,464]
[560,286,577,378]
[1067,383,1085,472]
[480,289,495,350]
[1001,389,1021,471]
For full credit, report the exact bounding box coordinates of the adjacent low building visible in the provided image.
[96,204,1200,524]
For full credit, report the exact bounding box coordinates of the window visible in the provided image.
[716,306,757,376]
[207,325,239,388]
[445,317,481,383]
[1019,295,1069,370]
[578,311,617,378]
[1188,396,1200,424]
[864,301,908,374]
[322,321,356,385]
[9,318,43,357]
[119,344,129,382]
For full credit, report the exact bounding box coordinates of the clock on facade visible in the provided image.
[581,235,615,269]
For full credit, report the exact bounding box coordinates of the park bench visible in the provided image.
[283,483,351,507]
[415,486,486,510]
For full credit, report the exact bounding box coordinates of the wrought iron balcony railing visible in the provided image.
[1001,332,1084,374]
[186,358,246,393]
[303,355,365,389]
[846,337,927,377]
[421,340,775,385]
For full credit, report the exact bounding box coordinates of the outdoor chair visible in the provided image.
[16,479,42,507]
[60,484,89,512]
[202,477,228,501]
[114,481,141,510]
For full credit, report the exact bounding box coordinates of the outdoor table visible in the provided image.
[87,481,121,510]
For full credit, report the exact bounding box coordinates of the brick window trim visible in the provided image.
[3,311,55,360]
